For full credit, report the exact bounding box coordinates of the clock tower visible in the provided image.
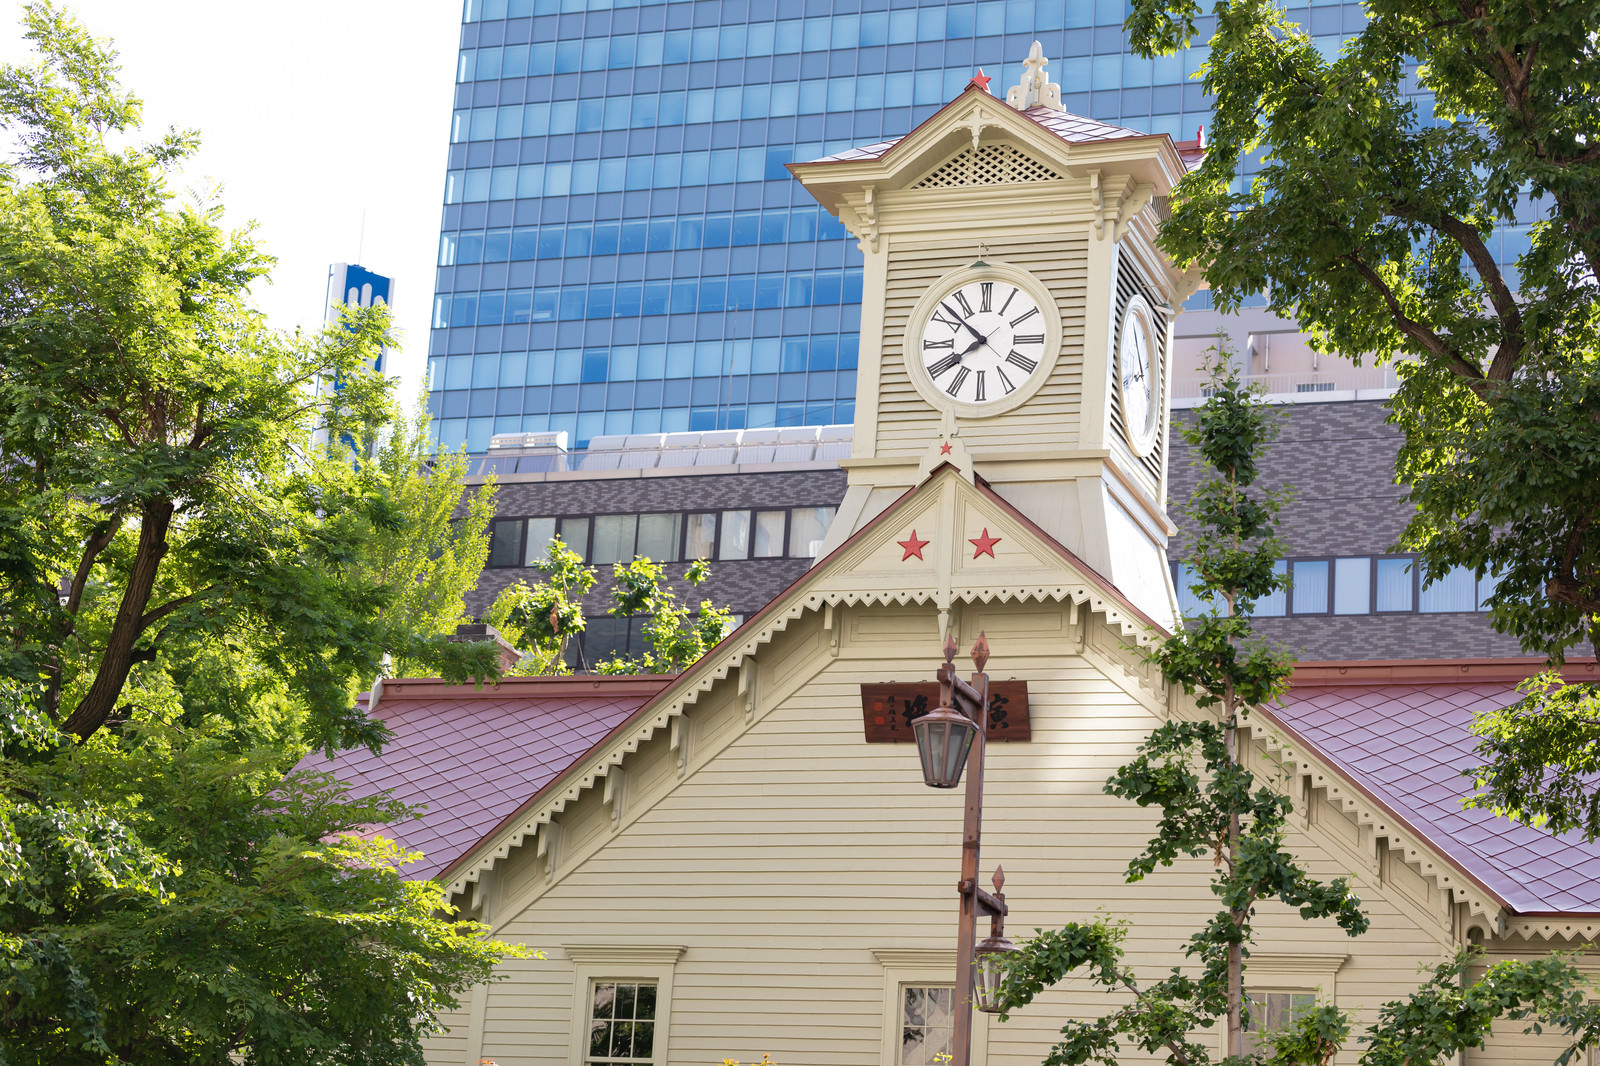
[790,46,1203,629]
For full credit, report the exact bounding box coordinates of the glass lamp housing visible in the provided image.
[972,933,1018,1013]
[911,704,977,788]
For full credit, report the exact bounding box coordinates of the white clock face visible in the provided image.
[915,279,1050,408]
[1117,295,1160,454]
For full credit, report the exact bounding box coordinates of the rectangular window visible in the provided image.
[719,510,751,561]
[788,506,836,558]
[558,516,591,562]
[1375,556,1414,612]
[899,985,954,1065]
[487,518,524,569]
[1332,557,1371,615]
[636,513,681,562]
[753,510,787,558]
[585,980,657,1065]
[524,517,557,566]
[1290,559,1330,614]
[1420,564,1477,613]
[592,515,638,566]
[1241,991,1317,1056]
[684,513,717,560]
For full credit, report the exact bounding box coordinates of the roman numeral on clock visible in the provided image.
[952,290,974,317]
[946,366,970,397]
[1005,350,1038,373]
[980,282,992,312]
[1010,305,1040,328]
[927,353,962,377]
[999,287,1018,315]
[923,337,954,349]
[931,308,962,332]
[1013,334,1044,346]
[974,370,986,402]
[995,366,1016,394]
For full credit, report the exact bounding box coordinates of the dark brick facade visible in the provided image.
[1168,398,1522,662]
[462,467,849,623]
[457,399,1525,665]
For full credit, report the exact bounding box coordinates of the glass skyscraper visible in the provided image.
[427,0,1374,453]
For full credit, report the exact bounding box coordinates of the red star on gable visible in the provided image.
[969,528,1001,558]
[968,69,992,92]
[898,530,930,561]
[939,441,953,455]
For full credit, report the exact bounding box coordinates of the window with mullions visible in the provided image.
[584,981,657,1066]
[899,985,955,1066]
[1241,991,1317,1057]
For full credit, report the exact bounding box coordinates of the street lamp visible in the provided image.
[911,632,1018,1066]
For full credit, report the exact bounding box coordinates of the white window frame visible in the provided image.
[564,944,686,1066]
[1229,952,1348,1058]
[873,948,989,1066]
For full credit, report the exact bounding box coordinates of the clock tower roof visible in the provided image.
[789,63,1204,218]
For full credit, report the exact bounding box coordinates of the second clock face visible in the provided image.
[915,278,1050,408]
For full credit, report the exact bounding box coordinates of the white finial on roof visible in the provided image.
[1006,41,1064,112]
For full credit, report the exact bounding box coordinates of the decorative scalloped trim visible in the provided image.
[446,584,1157,897]
[1502,920,1600,943]
[1243,714,1505,927]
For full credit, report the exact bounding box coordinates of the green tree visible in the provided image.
[598,556,734,675]
[363,394,499,680]
[995,360,1600,1064]
[1123,0,1600,832]
[996,356,1366,1063]
[486,547,733,676]
[0,7,518,1061]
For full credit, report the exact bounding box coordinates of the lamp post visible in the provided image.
[911,632,1018,1066]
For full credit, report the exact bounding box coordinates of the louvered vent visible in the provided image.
[1111,254,1169,484]
[913,144,1064,189]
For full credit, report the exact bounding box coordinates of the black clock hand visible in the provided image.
[941,302,988,346]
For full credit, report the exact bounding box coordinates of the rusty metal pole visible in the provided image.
[947,634,991,1066]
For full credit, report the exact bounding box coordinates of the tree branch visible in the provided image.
[137,587,214,633]
[1342,254,1490,392]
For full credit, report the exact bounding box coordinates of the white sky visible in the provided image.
[0,1,463,401]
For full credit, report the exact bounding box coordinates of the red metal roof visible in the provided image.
[1269,659,1600,916]
[800,101,1166,167]
[295,676,667,880]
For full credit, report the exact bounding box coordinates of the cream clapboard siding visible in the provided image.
[440,599,1505,1066]
[877,235,1089,457]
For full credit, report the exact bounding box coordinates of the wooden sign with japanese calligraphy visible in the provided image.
[859,682,1030,742]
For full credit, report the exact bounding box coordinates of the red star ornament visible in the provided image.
[969,528,1002,558]
[969,69,992,92]
[898,530,930,561]
[939,441,953,455]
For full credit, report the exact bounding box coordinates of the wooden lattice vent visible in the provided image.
[913,144,1064,189]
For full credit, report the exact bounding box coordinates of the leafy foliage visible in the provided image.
[0,6,519,1060]
[488,548,733,676]
[996,357,1365,1063]
[597,557,734,675]
[994,360,1600,1063]
[485,540,599,675]
[1124,0,1600,825]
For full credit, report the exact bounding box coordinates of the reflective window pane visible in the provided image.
[685,513,716,560]
[592,515,638,565]
[1420,564,1476,613]
[719,510,751,560]
[637,513,681,561]
[558,516,590,561]
[1290,560,1329,614]
[789,506,836,557]
[523,517,557,566]
[753,510,786,558]
[1332,557,1371,615]
[487,518,523,568]
[1376,557,1414,611]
